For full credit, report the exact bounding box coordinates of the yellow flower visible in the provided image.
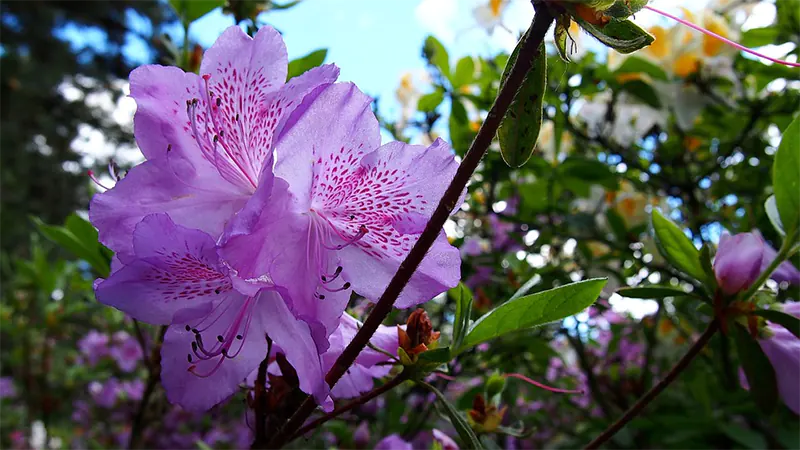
[673,52,701,78]
[645,26,670,60]
[702,11,731,57]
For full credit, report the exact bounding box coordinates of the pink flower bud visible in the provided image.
[713,232,765,295]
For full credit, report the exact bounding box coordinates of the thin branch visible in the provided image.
[584,319,720,449]
[264,7,557,448]
[128,326,167,450]
[287,373,409,444]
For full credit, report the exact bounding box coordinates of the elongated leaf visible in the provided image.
[554,16,573,62]
[418,347,452,365]
[421,382,483,449]
[651,209,706,283]
[765,195,786,236]
[170,0,223,24]
[617,286,692,299]
[509,274,540,301]
[423,36,450,77]
[452,56,475,88]
[286,49,327,81]
[732,324,778,414]
[753,309,800,339]
[450,283,473,353]
[573,17,654,54]
[498,39,546,168]
[460,279,606,350]
[613,56,668,81]
[418,91,445,113]
[773,115,800,233]
[33,215,110,277]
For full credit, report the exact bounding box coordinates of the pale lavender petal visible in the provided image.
[713,232,764,295]
[375,434,413,450]
[95,214,233,324]
[90,160,246,258]
[274,82,380,211]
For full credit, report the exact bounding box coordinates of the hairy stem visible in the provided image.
[584,319,720,449]
[265,6,556,448]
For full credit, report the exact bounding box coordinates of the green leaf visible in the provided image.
[169,0,223,24]
[613,56,668,81]
[452,57,475,88]
[450,283,473,353]
[573,17,654,54]
[418,347,452,365]
[418,90,445,113]
[773,115,800,233]
[420,381,484,449]
[739,26,780,48]
[719,424,767,450]
[651,209,706,283]
[270,1,301,10]
[286,49,327,81]
[753,309,800,339]
[460,279,607,350]
[732,324,779,414]
[423,36,450,78]
[32,215,110,277]
[557,158,618,189]
[617,286,692,299]
[498,40,546,168]
[619,79,661,108]
[765,195,786,236]
[606,209,628,241]
[509,274,540,301]
[554,18,573,62]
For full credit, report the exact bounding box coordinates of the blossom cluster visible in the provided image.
[90,25,461,412]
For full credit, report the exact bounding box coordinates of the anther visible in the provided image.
[216,97,221,107]
[167,144,172,152]
[191,328,199,334]
[217,335,224,343]
[236,335,243,340]
[187,354,193,363]
[185,325,191,332]
[191,341,198,351]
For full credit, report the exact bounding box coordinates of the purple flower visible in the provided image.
[375,434,413,450]
[0,377,16,399]
[714,231,800,295]
[120,379,145,402]
[322,314,398,399]
[89,379,121,408]
[95,214,327,412]
[461,236,485,257]
[78,330,109,365]
[220,81,462,351]
[353,421,370,448]
[758,302,800,414]
[89,25,339,260]
[433,429,459,450]
[110,331,144,373]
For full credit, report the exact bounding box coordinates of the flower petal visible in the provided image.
[274,82,380,210]
[95,214,232,324]
[90,160,246,258]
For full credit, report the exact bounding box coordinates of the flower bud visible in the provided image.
[713,232,765,295]
[467,394,507,433]
[353,421,370,448]
[398,308,440,356]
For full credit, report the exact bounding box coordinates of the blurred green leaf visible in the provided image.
[739,26,780,48]
[452,57,475,88]
[765,195,786,237]
[719,424,767,450]
[459,279,606,351]
[773,115,800,233]
[651,209,706,283]
[617,286,693,299]
[613,56,668,81]
[557,158,618,189]
[170,0,223,24]
[619,79,661,108]
[418,90,445,113]
[732,324,779,415]
[450,283,473,353]
[423,36,450,77]
[421,381,484,449]
[33,214,110,277]
[286,49,327,81]
[498,39,546,168]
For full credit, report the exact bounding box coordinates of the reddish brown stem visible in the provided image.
[584,319,720,449]
[287,373,408,444]
[265,6,556,448]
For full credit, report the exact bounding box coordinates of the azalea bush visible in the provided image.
[2,0,799,449]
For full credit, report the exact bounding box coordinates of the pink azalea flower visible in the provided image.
[220,81,462,351]
[714,231,800,295]
[95,214,327,411]
[90,25,339,260]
